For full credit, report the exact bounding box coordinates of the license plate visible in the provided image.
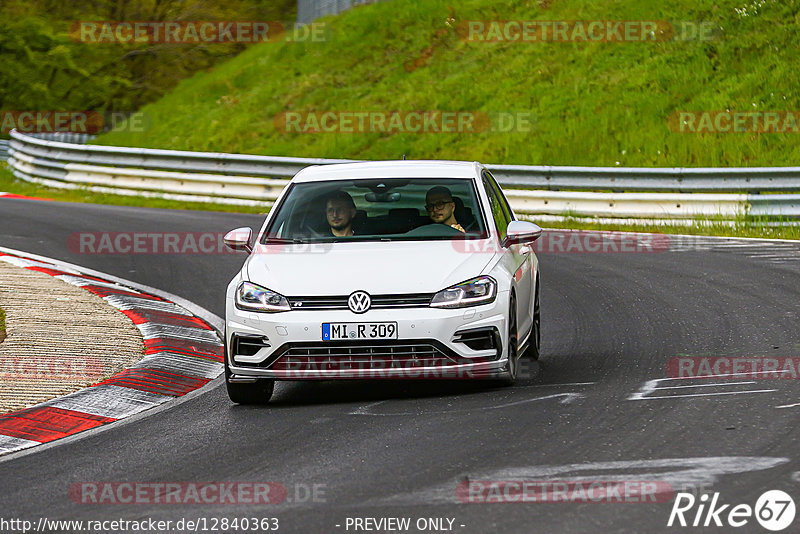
[322,322,398,340]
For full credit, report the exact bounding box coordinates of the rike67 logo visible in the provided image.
[668,490,795,531]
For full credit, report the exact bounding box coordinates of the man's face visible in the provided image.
[326,199,356,230]
[426,193,455,224]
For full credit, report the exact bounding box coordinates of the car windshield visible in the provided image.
[262,178,488,243]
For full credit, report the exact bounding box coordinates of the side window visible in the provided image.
[482,173,511,239]
[485,171,515,222]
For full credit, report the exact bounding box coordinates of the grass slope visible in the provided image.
[97,0,800,168]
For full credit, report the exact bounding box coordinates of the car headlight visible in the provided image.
[430,276,497,308]
[235,282,291,312]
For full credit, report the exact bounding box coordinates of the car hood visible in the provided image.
[245,240,495,296]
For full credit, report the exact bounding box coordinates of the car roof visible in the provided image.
[291,160,484,183]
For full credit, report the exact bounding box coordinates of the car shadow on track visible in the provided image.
[246,359,546,408]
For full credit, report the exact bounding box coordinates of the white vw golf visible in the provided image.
[223,161,542,404]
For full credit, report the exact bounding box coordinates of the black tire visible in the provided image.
[224,357,275,405]
[525,282,541,360]
[499,294,519,386]
[226,378,275,405]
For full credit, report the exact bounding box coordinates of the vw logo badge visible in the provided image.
[348,291,371,314]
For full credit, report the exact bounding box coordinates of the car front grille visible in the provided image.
[287,293,433,310]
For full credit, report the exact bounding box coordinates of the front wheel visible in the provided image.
[499,295,519,386]
[523,282,541,360]
[226,378,275,405]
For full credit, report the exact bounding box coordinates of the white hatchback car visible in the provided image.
[223,161,542,404]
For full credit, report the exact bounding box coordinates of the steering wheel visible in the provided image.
[405,223,464,237]
[299,224,325,238]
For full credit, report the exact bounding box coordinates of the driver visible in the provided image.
[425,186,465,233]
[325,190,358,237]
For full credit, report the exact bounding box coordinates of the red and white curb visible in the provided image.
[0,249,223,456]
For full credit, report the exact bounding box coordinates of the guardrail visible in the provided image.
[2,133,93,162]
[297,0,385,24]
[6,129,799,221]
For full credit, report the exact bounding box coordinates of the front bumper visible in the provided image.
[225,293,510,380]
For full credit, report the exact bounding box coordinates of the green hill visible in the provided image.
[96,0,800,168]
[0,0,295,124]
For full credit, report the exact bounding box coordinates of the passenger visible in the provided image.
[325,190,358,237]
[425,186,465,233]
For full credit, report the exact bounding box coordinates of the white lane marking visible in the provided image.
[349,392,583,416]
[635,390,776,400]
[664,235,800,265]
[747,253,797,258]
[656,381,758,390]
[629,376,778,401]
[350,401,386,415]
[776,402,800,409]
[629,379,668,401]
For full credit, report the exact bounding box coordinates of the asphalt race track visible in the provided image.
[1,197,800,533]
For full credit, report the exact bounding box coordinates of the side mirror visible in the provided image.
[502,220,542,248]
[223,227,253,254]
